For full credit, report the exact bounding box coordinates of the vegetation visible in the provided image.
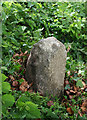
[1,1,87,119]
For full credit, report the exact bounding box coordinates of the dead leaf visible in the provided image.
[70,76,73,78]
[66,91,70,95]
[78,110,83,117]
[28,89,33,93]
[67,45,71,52]
[69,95,73,99]
[11,87,16,91]
[70,90,76,94]
[12,81,18,87]
[47,101,54,107]
[25,88,27,92]
[21,80,29,88]
[76,92,81,96]
[82,100,87,108]
[65,80,69,85]
[17,59,23,63]
[67,71,70,76]
[24,51,28,55]
[28,82,33,89]
[20,52,24,56]
[81,106,86,114]
[13,53,20,58]
[67,107,74,115]
[23,70,26,74]
[9,75,15,81]
[19,85,26,92]
[74,86,78,92]
[82,81,86,88]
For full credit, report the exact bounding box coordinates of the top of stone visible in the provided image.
[33,37,66,53]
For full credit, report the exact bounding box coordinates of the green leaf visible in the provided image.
[1,66,7,71]
[17,101,25,108]
[2,105,7,114]
[2,82,11,93]
[0,82,2,94]
[25,101,41,118]
[18,78,24,84]
[76,80,83,88]
[21,26,27,31]
[16,95,30,104]
[0,73,8,82]
[65,84,70,90]
[2,94,15,108]
[47,111,58,118]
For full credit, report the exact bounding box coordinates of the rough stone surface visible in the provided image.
[25,37,67,96]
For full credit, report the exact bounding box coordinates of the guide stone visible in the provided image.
[26,37,67,96]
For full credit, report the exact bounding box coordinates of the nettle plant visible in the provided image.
[1,71,41,119]
[1,72,15,117]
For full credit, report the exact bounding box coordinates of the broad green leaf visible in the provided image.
[2,105,7,114]
[2,94,15,108]
[2,82,11,93]
[16,94,30,106]
[25,101,41,118]
[16,101,25,108]
[0,73,8,82]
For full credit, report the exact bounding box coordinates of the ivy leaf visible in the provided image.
[21,26,27,31]
[1,66,7,71]
[65,84,70,90]
[76,80,84,88]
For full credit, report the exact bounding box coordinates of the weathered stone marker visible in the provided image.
[26,37,67,96]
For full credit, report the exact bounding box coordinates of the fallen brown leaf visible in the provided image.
[19,85,26,92]
[66,91,70,95]
[24,51,28,55]
[11,87,16,91]
[78,110,83,117]
[9,75,15,81]
[69,95,73,99]
[67,107,74,115]
[76,92,81,96]
[65,80,69,85]
[74,86,78,92]
[28,82,33,89]
[12,81,18,87]
[70,90,76,94]
[81,106,87,114]
[82,81,86,88]
[82,100,87,107]
[13,53,20,58]
[21,80,29,88]
[47,101,54,107]
[28,89,33,93]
